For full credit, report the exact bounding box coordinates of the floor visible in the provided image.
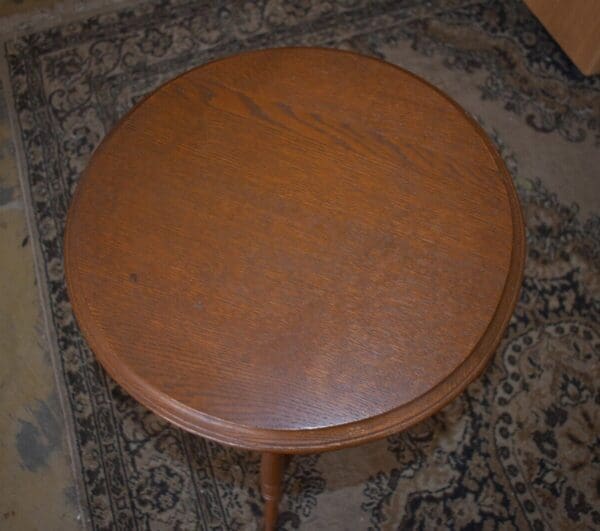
[0,2,83,530]
[0,1,597,530]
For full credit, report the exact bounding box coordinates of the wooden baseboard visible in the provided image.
[524,0,600,75]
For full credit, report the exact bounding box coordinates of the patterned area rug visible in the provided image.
[3,0,599,529]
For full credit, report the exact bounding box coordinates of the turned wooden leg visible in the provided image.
[260,452,286,531]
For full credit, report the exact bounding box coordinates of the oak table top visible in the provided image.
[65,48,525,457]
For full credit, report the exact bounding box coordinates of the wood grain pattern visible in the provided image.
[64,48,525,453]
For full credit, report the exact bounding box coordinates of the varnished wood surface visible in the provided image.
[65,48,525,452]
[260,453,286,530]
[524,0,600,75]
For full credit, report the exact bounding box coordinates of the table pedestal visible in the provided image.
[260,452,287,530]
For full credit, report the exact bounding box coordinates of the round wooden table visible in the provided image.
[65,48,525,530]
